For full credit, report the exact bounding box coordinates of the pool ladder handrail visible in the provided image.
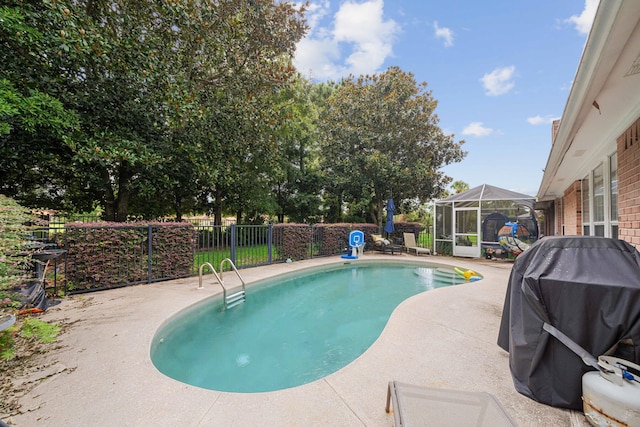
[198,258,246,310]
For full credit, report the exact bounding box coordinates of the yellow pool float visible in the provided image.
[454,267,480,281]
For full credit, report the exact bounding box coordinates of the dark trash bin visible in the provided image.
[497,236,640,409]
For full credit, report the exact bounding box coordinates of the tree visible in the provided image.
[319,66,466,225]
[1,0,308,222]
[145,0,309,224]
[451,180,470,194]
[270,78,329,223]
[0,3,82,209]
[0,0,168,218]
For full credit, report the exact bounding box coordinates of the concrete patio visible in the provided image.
[6,254,589,426]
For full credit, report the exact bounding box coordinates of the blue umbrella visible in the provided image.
[383,198,395,234]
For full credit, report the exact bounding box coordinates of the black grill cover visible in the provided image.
[497,236,640,409]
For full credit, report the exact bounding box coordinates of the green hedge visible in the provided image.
[272,223,422,259]
[59,222,194,291]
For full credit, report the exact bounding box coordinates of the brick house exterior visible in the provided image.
[562,181,582,236]
[618,118,640,247]
[536,1,640,250]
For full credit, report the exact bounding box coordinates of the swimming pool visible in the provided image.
[150,261,475,393]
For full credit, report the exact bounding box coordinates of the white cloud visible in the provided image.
[294,38,342,80]
[462,122,494,137]
[565,0,599,35]
[527,115,560,125]
[303,0,331,35]
[293,0,400,80]
[481,66,516,96]
[433,21,453,47]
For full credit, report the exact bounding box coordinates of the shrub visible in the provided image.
[315,224,351,256]
[273,224,312,260]
[59,222,195,291]
[0,195,33,295]
[0,196,60,360]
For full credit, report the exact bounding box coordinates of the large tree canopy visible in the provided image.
[0,3,83,209]
[2,2,469,226]
[319,66,466,225]
[270,78,331,223]
[1,0,308,221]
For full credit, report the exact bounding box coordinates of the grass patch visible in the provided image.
[1,318,60,360]
[417,233,434,248]
[20,318,59,343]
[195,244,272,268]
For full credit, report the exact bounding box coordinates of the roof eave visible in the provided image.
[537,0,625,201]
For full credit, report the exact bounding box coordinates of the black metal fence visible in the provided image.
[31,222,430,295]
[31,224,334,295]
[195,224,283,269]
[43,215,237,228]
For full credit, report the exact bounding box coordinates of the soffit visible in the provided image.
[537,0,640,201]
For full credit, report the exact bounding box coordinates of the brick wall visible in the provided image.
[617,117,640,249]
[563,181,582,235]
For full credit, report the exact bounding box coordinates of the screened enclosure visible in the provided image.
[433,184,538,258]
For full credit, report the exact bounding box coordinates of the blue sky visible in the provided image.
[293,0,600,197]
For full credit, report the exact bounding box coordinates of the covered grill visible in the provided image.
[497,236,640,409]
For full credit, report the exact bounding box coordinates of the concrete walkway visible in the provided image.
[7,254,588,426]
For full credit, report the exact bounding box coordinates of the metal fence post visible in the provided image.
[267,223,273,264]
[230,224,237,265]
[147,225,153,284]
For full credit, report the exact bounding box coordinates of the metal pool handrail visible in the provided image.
[198,259,246,310]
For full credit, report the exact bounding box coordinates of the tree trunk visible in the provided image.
[368,197,384,226]
[327,194,342,223]
[275,183,285,224]
[214,186,223,226]
[115,190,129,222]
[101,166,117,221]
[174,193,183,221]
[114,162,132,222]
[99,162,132,222]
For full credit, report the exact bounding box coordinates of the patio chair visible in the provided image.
[371,234,402,255]
[385,381,517,427]
[403,232,431,256]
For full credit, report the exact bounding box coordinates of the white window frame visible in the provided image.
[582,151,618,238]
[582,176,590,236]
[593,162,605,237]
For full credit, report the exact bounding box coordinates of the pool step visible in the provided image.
[414,267,464,286]
[225,290,246,309]
[433,268,465,285]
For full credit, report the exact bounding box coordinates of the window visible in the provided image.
[581,152,618,239]
[593,163,605,236]
[593,164,604,221]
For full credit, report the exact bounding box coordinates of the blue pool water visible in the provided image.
[150,261,471,393]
